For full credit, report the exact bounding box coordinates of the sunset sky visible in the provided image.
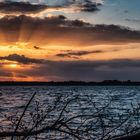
[0,0,140,81]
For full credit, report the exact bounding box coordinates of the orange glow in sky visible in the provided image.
[0,0,140,81]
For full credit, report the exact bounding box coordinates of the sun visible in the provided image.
[9,64,18,68]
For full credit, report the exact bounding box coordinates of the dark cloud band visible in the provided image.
[0,0,102,14]
[0,1,47,14]
[56,50,104,58]
[23,59,140,81]
[1,53,140,81]
[0,15,140,46]
[0,54,44,64]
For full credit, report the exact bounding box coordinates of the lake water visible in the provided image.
[0,86,140,139]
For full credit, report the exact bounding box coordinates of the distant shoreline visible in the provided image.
[0,80,140,86]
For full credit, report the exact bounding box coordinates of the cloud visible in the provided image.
[33,46,42,50]
[44,59,140,70]
[56,47,129,58]
[0,15,140,46]
[0,70,12,77]
[0,54,44,64]
[17,59,140,81]
[78,0,102,12]
[0,1,47,14]
[1,53,140,81]
[56,50,104,58]
[125,18,140,23]
[2,53,140,69]
[0,0,103,15]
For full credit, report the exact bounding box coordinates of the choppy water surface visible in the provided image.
[0,86,140,139]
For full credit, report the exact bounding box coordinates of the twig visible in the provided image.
[11,92,37,140]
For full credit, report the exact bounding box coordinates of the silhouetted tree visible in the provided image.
[0,92,140,140]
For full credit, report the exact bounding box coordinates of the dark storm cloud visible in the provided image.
[1,53,140,81]
[0,0,102,14]
[0,1,47,14]
[44,59,140,70]
[49,0,102,12]
[17,59,140,81]
[0,54,44,64]
[0,15,140,46]
[56,50,104,58]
